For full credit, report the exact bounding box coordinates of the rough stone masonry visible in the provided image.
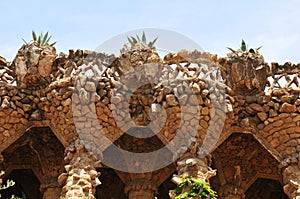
[0,40,299,198]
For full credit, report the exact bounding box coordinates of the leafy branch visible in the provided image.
[174,177,217,199]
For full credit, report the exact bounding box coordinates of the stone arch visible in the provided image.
[0,169,42,199]
[213,126,282,161]
[0,120,68,153]
[1,126,65,198]
[211,133,284,196]
[245,178,288,199]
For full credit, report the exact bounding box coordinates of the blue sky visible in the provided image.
[1,0,300,63]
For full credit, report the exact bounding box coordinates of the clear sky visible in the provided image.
[1,0,300,64]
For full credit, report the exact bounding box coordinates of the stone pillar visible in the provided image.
[40,178,61,199]
[280,156,300,199]
[124,179,157,199]
[175,154,216,182]
[58,139,101,199]
[218,185,245,199]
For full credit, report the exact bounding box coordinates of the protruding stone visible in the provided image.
[280,103,296,113]
[257,112,268,121]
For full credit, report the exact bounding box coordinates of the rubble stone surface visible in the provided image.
[0,41,298,198]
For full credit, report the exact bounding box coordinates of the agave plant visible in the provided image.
[127,31,158,47]
[227,39,261,53]
[22,31,56,46]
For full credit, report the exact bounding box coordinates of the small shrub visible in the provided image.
[174,177,217,199]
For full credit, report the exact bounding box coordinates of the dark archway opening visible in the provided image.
[0,169,41,199]
[210,133,283,199]
[1,127,65,199]
[157,172,177,199]
[245,178,288,199]
[95,168,127,199]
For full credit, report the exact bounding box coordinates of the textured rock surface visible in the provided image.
[0,40,299,198]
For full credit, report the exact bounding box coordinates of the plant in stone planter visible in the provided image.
[170,177,217,199]
[116,31,161,76]
[13,31,57,88]
[127,31,158,48]
[220,39,267,93]
[22,31,56,46]
[227,39,262,54]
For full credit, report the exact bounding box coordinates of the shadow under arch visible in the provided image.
[1,126,65,198]
[212,126,283,162]
[211,132,284,196]
[0,120,69,154]
[245,178,288,199]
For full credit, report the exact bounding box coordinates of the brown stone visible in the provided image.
[166,94,178,106]
[279,103,296,113]
[249,103,264,112]
[85,81,96,92]
[257,112,268,121]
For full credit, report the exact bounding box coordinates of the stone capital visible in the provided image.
[124,179,157,199]
[40,177,62,199]
[176,155,216,183]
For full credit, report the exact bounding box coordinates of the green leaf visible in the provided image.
[256,45,262,50]
[227,47,236,53]
[127,36,134,45]
[42,32,49,45]
[46,35,52,44]
[142,31,146,43]
[37,35,41,44]
[241,39,247,51]
[50,41,57,46]
[22,38,28,45]
[136,34,141,42]
[130,36,138,44]
[149,37,158,47]
[32,31,37,41]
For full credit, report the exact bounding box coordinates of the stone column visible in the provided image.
[124,179,157,199]
[40,178,61,199]
[280,156,300,199]
[58,139,101,199]
[218,185,245,199]
[174,153,216,182]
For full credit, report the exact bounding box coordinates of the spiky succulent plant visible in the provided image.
[127,31,158,47]
[227,39,261,53]
[22,31,56,46]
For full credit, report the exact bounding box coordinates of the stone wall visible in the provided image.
[0,41,299,198]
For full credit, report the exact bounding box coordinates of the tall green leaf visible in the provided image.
[142,31,146,43]
[127,36,134,45]
[130,36,138,44]
[32,31,37,41]
[241,39,247,51]
[136,34,141,42]
[42,32,49,45]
